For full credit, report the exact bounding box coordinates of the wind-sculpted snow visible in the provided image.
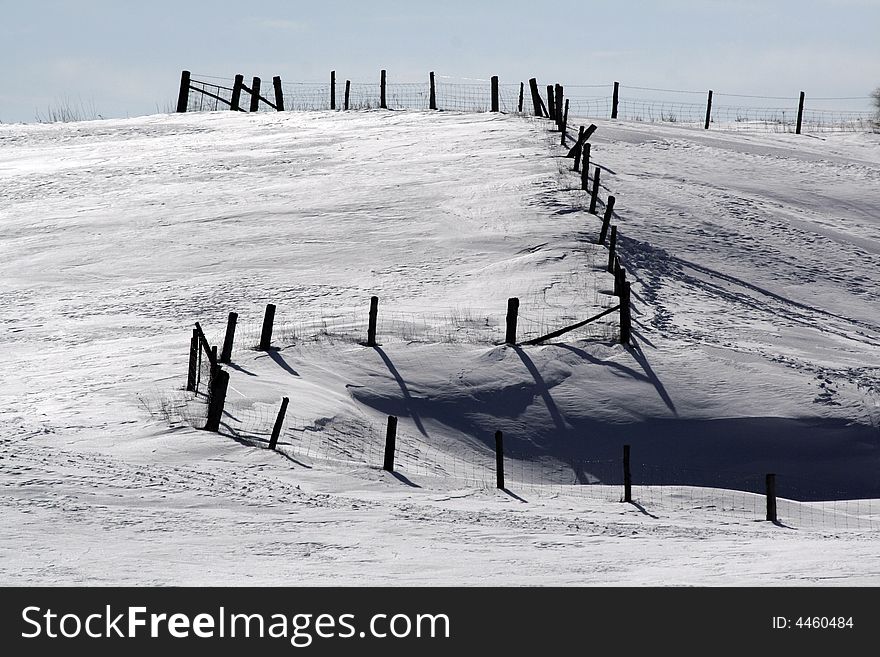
[2,111,879,585]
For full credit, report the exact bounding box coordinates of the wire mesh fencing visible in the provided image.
[139,388,880,532]
[183,73,877,134]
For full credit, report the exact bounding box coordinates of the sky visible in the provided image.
[1,0,878,123]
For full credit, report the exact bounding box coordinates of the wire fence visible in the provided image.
[184,73,877,133]
[565,84,877,133]
[160,74,880,534]
[140,389,880,531]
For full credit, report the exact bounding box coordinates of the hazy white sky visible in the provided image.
[1,0,877,122]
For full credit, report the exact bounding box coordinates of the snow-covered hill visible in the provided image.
[2,109,879,585]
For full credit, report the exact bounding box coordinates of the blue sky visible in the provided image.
[1,0,877,122]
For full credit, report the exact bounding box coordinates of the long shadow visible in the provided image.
[511,345,567,433]
[373,346,428,436]
[390,471,421,488]
[226,362,258,377]
[216,423,313,468]
[627,500,659,519]
[264,348,300,377]
[555,343,649,382]
[630,328,656,349]
[273,448,313,469]
[501,487,528,503]
[628,340,678,417]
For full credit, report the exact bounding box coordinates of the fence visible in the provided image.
[177,70,877,134]
[141,387,880,532]
[152,78,880,533]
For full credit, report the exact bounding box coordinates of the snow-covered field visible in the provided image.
[1,109,879,585]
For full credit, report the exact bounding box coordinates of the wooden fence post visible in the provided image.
[554,84,563,126]
[518,82,524,113]
[176,70,191,113]
[589,167,601,214]
[495,430,504,489]
[546,85,556,122]
[344,80,351,110]
[330,70,336,110]
[249,77,261,113]
[619,281,631,344]
[581,143,591,190]
[611,81,619,119]
[623,444,632,502]
[204,369,229,432]
[560,99,569,146]
[268,397,289,450]
[505,297,519,345]
[231,74,244,112]
[219,312,238,364]
[273,76,285,111]
[599,195,615,244]
[383,415,398,472]
[380,69,387,109]
[796,91,805,134]
[704,89,713,129]
[607,225,617,273]
[491,75,499,112]
[259,303,276,351]
[528,78,543,116]
[614,261,624,297]
[367,296,379,347]
[766,473,778,522]
[210,346,219,387]
[187,330,198,391]
[573,126,585,171]
[429,71,437,110]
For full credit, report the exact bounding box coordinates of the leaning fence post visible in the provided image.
[599,195,616,244]
[429,71,437,110]
[219,312,238,364]
[204,369,229,432]
[546,85,556,122]
[611,81,620,119]
[380,69,387,109]
[187,330,198,391]
[491,75,499,112]
[505,297,519,345]
[249,76,261,113]
[330,70,336,110]
[230,74,244,112]
[623,444,632,502]
[366,296,379,347]
[704,89,713,129]
[589,167,601,214]
[528,78,543,116]
[383,415,398,472]
[176,70,191,113]
[766,473,778,522]
[796,91,805,135]
[273,76,284,111]
[495,430,504,490]
[268,397,289,450]
[344,80,351,110]
[607,225,617,273]
[581,143,591,190]
[517,82,524,113]
[573,126,585,171]
[259,303,276,351]
[620,281,632,345]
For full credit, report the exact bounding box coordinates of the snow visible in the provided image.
[1,109,879,585]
